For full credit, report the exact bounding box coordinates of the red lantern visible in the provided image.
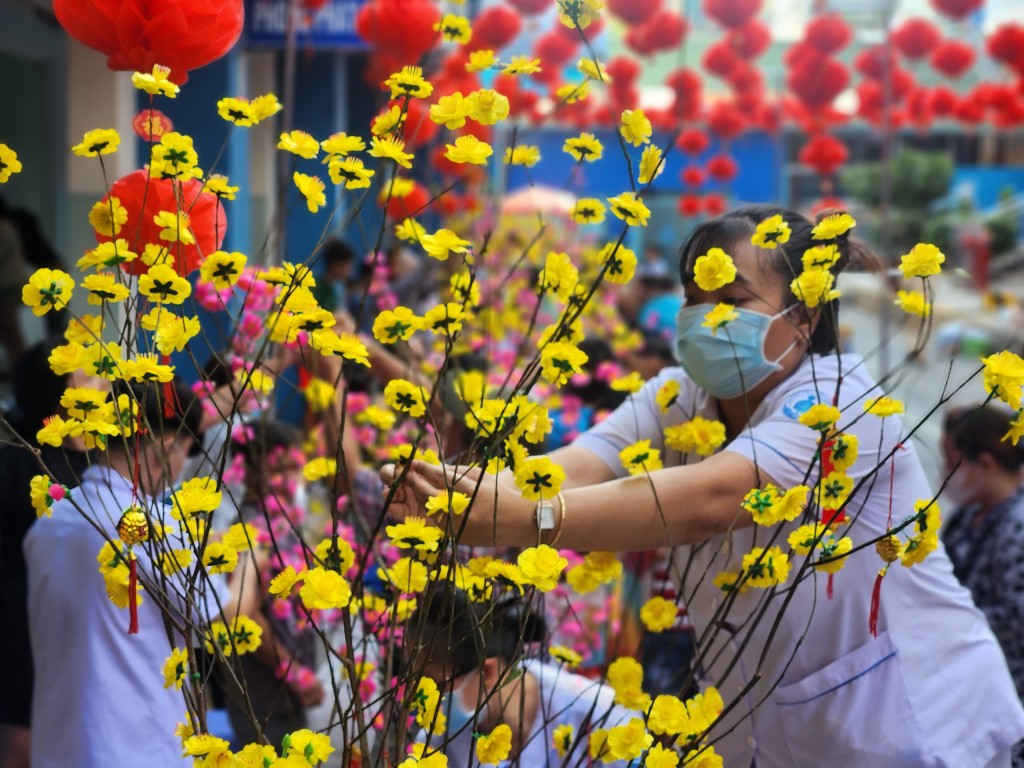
[466,4,522,52]
[382,180,431,220]
[678,194,703,217]
[608,84,640,112]
[666,68,702,120]
[784,40,827,71]
[930,40,976,79]
[930,85,959,116]
[706,154,738,182]
[640,10,688,52]
[954,92,986,124]
[931,0,983,20]
[356,0,441,62]
[677,129,710,156]
[680,166,706,187]
[53,0,243,84]
[905,88,935,129]
[811,196,847,218]
[100,170,226,277]
[508,0,551,15]
[703,0,762,29]
[494,73,539,116]
[892,18,941,59]
[401,99,438,148]
[608,0,662,25]
[703,39,742,79]
[535,31,577,67]
[854,44,897,80]
[606,56,642,85]
[624,25,657,56]
[707,101,746,140]
[799,133,848,176]
[727,19,772,59]
[702,193,728,218]
[753,101,782,133]
[987,23,1024,68]
[132,109,173,142]
[805,13,852,56]
[728,63,763,96]
[788,57,849,111]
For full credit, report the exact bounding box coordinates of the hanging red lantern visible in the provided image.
[608,0,662,25]
[535,31,577,67]
[728,63,763,96]
[624,25,657,56]
[606,56,641,85]
[788,58,849,111]
[905,88,935,129]
[784,40,827,71]
[680,166,706,187]
[702,193,728,218]
[666,68,703,120]
[401,99,438,148]
[753,101,782,133]
[703,39,742,79]
[640,10,688,52]
[53,0,243,84]
[892,18,941,60]
[707,101,747,140]
[132,109,173,142]
[703,0,762,29]
[805,13,852,56]
[356,0,441,62]
[854,44,897,80]
[678,194,703,217]
[382,180,431,219]
[987,23,1024,68]
[930,40,976,79]
[799,133,848,176]
[727,19,772,59]
[930,85,959,117]
[494,73,538,116]
[931,0,983,20]
[466,4,522,52]
[706,154,738,182]
[677,129,710,155]
[608,84,640,112]
[954,92,986,124]
[508,0,551,15]
[100,170,226,277]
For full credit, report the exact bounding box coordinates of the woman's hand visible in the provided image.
[379,460,536,547]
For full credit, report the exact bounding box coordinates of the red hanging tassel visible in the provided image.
[826,573,834,599]
[161,354,178,418]
[868,568,885,637]
[128,555,139,635]
[297,364,312,390]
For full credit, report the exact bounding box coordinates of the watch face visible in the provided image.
[536,502,556,530]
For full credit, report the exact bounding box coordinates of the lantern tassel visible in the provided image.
[128,555,139,635]
[826,573,834,600]
[869,567,886,638]
[162,354,179,418]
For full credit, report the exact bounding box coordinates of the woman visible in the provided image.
[411,592,633,767]
[386,205,1024,767]
[941,404,1024,766]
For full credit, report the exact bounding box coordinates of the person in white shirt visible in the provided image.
[412,592,633,767]
[24,380,206,768]
[386,205,1024,767]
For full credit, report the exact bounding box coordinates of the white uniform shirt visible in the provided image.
[575,353,1024,768]
[427,660,634,767]
[25,465,191,768]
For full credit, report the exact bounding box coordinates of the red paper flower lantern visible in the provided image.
[466,4,522,52]
[799,133,848,176]
[987,23,1024,67]
[356,0,441,62]
[930,40,976,79]
[931,0,983,20]
[706,154,738,182]
[624,25,657,56]
[805,13,852,56]
[382,180,431,219]
[753,101,782,133]
[666,68,702,120]
[930,85,959,117]
[53,0,243,84]
[854,45,897,80]
[727,19,772,59]
[680,166,706,187]
[707,101,747,140]
[678,194,703,217]
[535,31,577,67]
[788,58,849,111]
[608,0,662,26]
[784,40,827,71]
[703,193,728,218]
[401,99,438,148]
[703,39,742,79]
[703,0,762,29]
[132,109,173,142]
[639,10,688,52]
[508,0,551,15]
[892,18,941,60]
[606,56,642,85]
[494,73,539,116]
[954,92,986,124]
[677,129,710,156]
[100,170,226,277]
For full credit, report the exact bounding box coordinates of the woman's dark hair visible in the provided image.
[944,404,1024,472]
[419,591,546,678]
[10,336,70,440]
[679,204,881,355]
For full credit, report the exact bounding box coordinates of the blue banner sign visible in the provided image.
[246,0,369,50]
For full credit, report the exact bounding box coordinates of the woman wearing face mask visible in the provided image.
[412,592,634,767]
[387,204,1024,767]
[941,406,1024,723]
[221,418,326,747]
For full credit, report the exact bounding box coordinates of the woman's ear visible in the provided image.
[787,302,818,343]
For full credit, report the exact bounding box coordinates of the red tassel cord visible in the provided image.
[162,354,179,418]
[868,444,905,636]
[868,568,886,638]
[128,555,139,635]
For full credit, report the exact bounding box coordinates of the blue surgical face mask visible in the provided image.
[445,676,477,735]
[675,303,798,399]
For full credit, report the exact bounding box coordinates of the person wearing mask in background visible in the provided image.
[24,380,210,768]
[412,591,635,767]
[0,339,93,768]
[387,205,1024,767]
[942,404,1024,767]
